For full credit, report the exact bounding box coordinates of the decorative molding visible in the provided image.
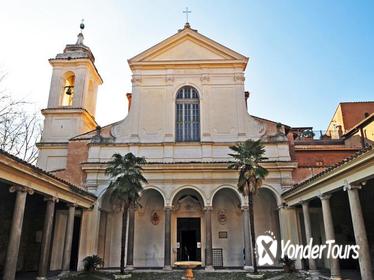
[165,75,174,84]
[200,74,210,83]
[233,73,245,82]
[174,195,202,212]
[9,185,34,195]
[131,76,142,85]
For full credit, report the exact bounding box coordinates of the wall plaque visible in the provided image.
[219,231,228,239]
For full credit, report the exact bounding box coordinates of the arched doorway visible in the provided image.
[134,189,165,268]
[171,188,205,264]
[212,188,243,267]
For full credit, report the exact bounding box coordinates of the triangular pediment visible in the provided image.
[128,27,248,69]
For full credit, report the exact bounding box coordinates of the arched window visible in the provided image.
[176,86,200,142]
[61,72,75,106]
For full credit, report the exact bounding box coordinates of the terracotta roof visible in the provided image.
[339,101,374,104]
[0,149,96,199]
[282,145,373,196]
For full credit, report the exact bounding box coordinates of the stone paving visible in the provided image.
[59,270,305,280]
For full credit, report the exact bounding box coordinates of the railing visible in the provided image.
[293,129,342,141]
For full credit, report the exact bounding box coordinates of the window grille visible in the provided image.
[176,86,200,142]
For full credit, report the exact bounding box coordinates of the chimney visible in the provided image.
[126,93,132,111]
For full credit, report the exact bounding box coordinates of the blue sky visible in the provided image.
[0,0,373,129]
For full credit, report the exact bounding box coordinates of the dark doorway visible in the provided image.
[177,218,201,261]
[69,216,81,271]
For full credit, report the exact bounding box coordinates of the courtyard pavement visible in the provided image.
[10,269,362,280]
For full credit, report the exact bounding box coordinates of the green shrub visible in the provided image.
[82,255,104,272]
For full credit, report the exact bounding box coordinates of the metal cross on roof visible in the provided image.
[80,19,85,31]
[183,7,191,23]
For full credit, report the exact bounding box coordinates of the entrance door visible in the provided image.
[177,218,201,261]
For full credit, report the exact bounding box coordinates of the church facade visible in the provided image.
[36,23,301,270]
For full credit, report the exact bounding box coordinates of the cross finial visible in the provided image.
[183,7,191,23]
[76,19,85,45]
[80,19,85,32]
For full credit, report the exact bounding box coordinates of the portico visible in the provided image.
[0,149,96,280]
[282,146,374,280]
[86,160,292,270]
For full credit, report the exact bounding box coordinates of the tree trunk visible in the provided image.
[248,192,258,273]
[120,206,129,274]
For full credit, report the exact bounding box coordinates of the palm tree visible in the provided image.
[105,153,148,274]
[228,139,268,273]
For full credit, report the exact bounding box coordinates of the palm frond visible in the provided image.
[105,152,148,208]
[227,139,269,196]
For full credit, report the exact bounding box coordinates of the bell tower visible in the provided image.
[37,22,103,170]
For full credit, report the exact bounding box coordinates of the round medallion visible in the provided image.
[217,209,227,225]
[151,211,160,225]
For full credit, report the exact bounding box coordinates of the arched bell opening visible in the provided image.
[61,72,75,106]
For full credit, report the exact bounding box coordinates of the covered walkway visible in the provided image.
[0,149,96,280]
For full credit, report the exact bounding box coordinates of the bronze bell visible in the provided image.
[65,86,73,96]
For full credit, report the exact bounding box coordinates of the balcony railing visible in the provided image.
[294,129,342,141]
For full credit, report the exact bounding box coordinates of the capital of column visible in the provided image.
[66,202,78,208]
[241,205,249,211]
[319,193,332,201]
[203,206,213,211]
[299,199,310,206]
[44,196,59,203]
[277,202,289,210]
[164,206,173,211]
[9,185,34,195]
[343,181,361,192]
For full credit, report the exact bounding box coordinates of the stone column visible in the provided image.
[164,206,172,270]
[76,204,101,271]
[3,186,33,280]
[301,201,318,277]
[62,204,76,272]
[242,206,252,270]
[205,206,214,270]
[344,183,373,280]
[278,205,303,270]
[320,194,341,280]
[126,205,135,270]
[37,197,58,280]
